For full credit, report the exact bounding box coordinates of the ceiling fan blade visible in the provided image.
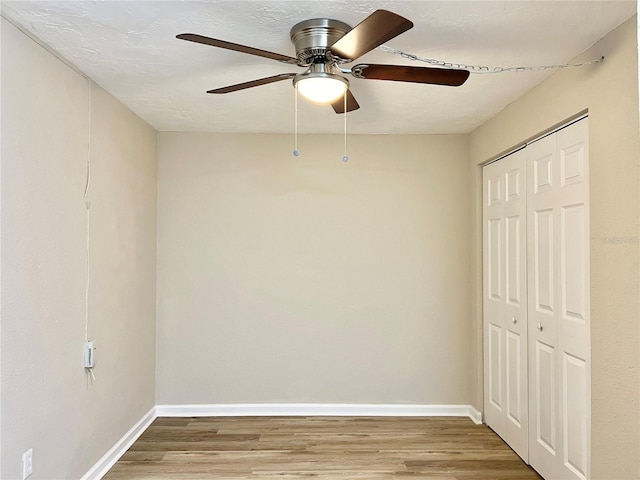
[331,89,360,114]
[329,10,413,61]
[207,73,298,94]
[177,33,299,64]
[351,64,470,86]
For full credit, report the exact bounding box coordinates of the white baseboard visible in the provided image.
[155,403,482,422]
[468,405,483,424]
[80,406,156,480]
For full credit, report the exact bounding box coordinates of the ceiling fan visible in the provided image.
[177,10,470,114]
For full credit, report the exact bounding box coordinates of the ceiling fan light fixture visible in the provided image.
[294,72,348,104]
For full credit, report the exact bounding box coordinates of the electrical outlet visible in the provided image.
[22,448,33,479]
[84,341,95,368]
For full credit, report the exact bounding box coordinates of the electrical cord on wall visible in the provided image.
[84,120,91,343]
[84,85,95,386]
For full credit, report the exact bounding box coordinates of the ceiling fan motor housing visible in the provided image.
[290,18,352,64]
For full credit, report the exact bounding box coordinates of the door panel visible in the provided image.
[561,205,586,321]
[484,160,505,437]
[489,322,503,409]
[483,148,528,461]
[563,352,588,480]
[506,215,522,305]
[527,118,590,480]
[534,153,553,193]
[535,340,556,455]
[534,208,554,313]
[506,330,522,427]
[560,140,586,187]
[556,120,590,480]
[488,218,502,300]
[527,132,560,480]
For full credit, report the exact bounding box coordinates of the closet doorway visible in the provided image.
[483,117,590,480]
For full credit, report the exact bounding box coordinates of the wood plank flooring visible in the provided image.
[104,416,542,479]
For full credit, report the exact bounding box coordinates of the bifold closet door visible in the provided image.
[527,118,590,480]
[482,148,529,462]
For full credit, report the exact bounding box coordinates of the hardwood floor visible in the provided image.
[104,416,542,479]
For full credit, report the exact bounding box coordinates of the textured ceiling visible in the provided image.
[1,1,636,134]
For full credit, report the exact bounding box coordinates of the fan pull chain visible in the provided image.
[293,84,300,157]
[342,93,349,162]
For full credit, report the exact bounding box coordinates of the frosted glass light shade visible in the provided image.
[295,74,348,104]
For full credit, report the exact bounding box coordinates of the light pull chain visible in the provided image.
[293,84,300,157]
[342,92,349,162]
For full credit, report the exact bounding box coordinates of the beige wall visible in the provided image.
[2,8,638,480]
[470,16,640,480]
[0,16,4,479]
[1,19,157,479]
[156,133,473,405]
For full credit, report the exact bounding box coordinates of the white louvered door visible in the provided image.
[483,118,590,479]
[527,119,590,480]
[483,148,529,461]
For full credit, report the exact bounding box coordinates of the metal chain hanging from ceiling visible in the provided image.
[379,45,604,74]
